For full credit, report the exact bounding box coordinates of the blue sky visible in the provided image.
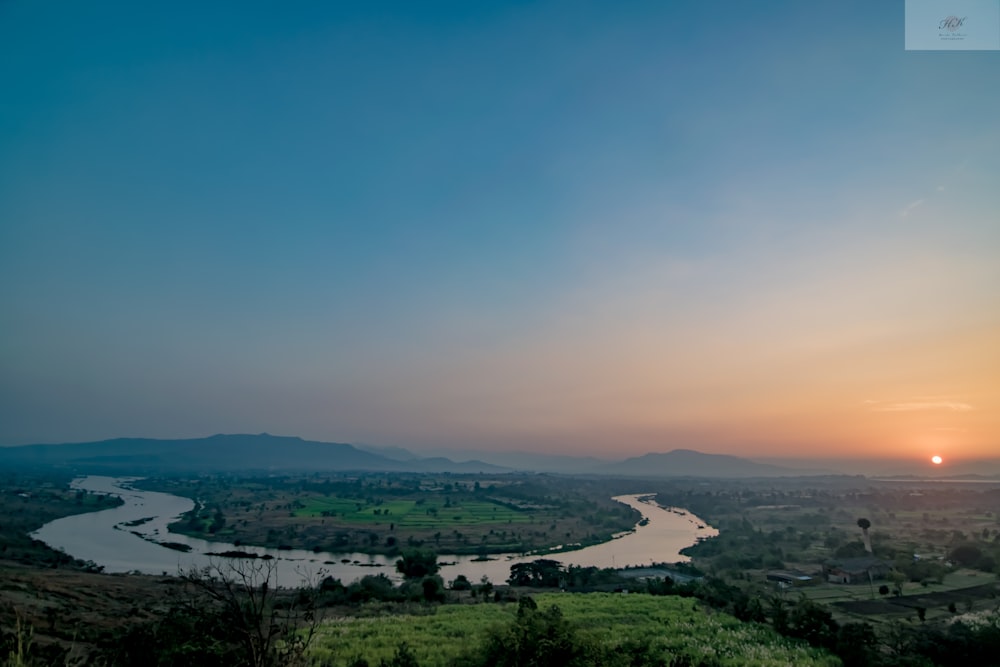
[2,1,998,459]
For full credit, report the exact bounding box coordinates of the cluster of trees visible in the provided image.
[294,549,454,609]
[0,472,121,569]
[947,543,997,572]
[507,559,626,590]
[640,574,1000,667]
[652,484,1000,575]
[677,516,789,572]
[498,559,1000,667]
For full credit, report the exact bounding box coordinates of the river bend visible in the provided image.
[33,476,718,587]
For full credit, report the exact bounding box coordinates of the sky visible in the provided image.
[1,1,998,462]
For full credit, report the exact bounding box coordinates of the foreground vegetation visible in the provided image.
[312,592,839,667]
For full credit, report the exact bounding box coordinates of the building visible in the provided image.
[823,557,890,584]
[765,570,814,586]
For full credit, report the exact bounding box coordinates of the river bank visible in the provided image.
[129,473,640,557]
[33,476,718,587]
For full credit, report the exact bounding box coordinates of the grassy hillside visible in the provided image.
[310,592,840,666]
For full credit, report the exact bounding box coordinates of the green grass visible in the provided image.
[310,593,840,667]
[800,568,995,606]
[296,496,533,527]
[799,586,864,604]
[939,569,995,588]
[800,568,1000,627]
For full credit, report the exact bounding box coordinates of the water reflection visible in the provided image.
[33,477,717,587]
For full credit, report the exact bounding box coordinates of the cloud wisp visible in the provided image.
[866,399,974,413]
[898,199,925,218]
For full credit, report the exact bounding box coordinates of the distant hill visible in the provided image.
[0,434,508,474]
[0,435,850,478]
[407,456,504,474]
[352,443,420,461]
[420,447,837,477]
[599,449,826,478]
[434,450,611,474]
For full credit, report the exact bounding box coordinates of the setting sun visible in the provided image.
[931,455,943,465]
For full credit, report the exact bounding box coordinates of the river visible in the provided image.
[33,476,718,587]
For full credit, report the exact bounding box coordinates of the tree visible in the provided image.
[948,544,983,567]
[350,574,398,602]
[835,622,877,667]
[508,559,563,587]
[787,597,839,650]
[470,598,593,667]
[181,558,321,667]
[102,592,241,667]
[420,576,445,602]
[856,518,872,553]
[395,549,439,579]
[476,576,494,600]
[768,595,789,635]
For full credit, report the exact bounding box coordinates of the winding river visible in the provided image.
[33,476,717,587]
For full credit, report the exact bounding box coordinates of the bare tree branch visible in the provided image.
[180,558,322,667]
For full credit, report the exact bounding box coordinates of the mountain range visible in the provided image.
[600,449,833,477]
[0,433,847,478]
[0,434,507,474]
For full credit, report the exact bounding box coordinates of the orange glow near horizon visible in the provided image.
[349,305,1000,460]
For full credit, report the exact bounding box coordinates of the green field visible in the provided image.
[140,474,639,555]
[310,593,840,667]
[296,496,534,527]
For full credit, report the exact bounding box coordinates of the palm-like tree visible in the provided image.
[857,517,872,553]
